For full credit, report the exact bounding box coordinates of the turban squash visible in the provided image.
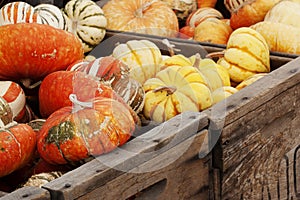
[37,95,135,165]
[67,56,145,114]
[38,71,141,125]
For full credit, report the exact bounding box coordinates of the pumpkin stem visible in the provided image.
[153,86,177,95]
[205,51,225,59]
[135,0,158,17]
[162,39,181,56]
[69,94,93,113]
[0,97,13,126]
[20,78,42,89]
[192,53,202,68]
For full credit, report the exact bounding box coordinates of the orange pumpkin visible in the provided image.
[197,0,217,8]
[102,0,179,37]
[226,0,281,30]
[194,18,233,45]
[37,95,135,165]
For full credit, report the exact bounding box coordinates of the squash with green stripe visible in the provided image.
[63,0,107,53]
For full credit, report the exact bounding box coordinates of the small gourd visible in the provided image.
[143,65,212,123]
[209,27,270,83]
[63,0,107,53]
[112,39,163,85]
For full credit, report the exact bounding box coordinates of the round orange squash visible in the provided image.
[102,0,179,37]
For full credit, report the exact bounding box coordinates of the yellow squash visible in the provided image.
[216,27,270,83]
[112,39,162,85]
[251,21,300,55]
[211,86,239,104]
[143,65,212,123]
[194,58,231,91]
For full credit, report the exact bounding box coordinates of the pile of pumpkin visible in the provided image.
[0,0,283,191]
[176,0,300,55]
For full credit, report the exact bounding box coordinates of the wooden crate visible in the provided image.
[0,32,299,200]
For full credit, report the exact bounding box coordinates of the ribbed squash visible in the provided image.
[264,1,300,28]
[63,0,107,53]
[186,7,223,28]
[194,58,231,91]
[0,1,41,25]
[194,18,232,45]
[102,0,179,37]
[34,3,68,30]
[251,21,300,55]
[143,65,212,123]
[112,39,162,85]
[225,0,281,30]
[215,27,270,83]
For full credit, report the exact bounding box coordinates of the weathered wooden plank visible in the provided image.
[0,186,50,200]
[204,57,300,199]
[77,130,211,200]
[42,111,208,200]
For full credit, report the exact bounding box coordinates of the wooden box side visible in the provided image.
[205,57,300,199]
[0,186,50,200]
[41,112,211,199]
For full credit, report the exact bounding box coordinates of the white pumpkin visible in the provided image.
[34,4,68,30]
[63,0,107,53]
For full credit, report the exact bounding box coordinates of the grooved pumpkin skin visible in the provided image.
[37,97,135,165]
[102,0,179,37]
[38,70,141,125]
[0,123,37,177]
[38,71,118,118]
[0,23,84,81]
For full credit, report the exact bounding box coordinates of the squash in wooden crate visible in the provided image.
[112,39,162,85]
[0,23,84,84]
[264,1,300,28]
[250,21,300,55]
[102,0,179,38]
[0,1,41,25]
[34,3,68,30]
[225,0,281,30]
[37,95,136,165]
[210,27,270,83]
[63,0,107,53]
[143,65,212,123]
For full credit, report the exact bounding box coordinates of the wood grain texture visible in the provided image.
[42,111,209,199]
[77,130,211,200]
[205,57,300,199]
[0,186,50,200]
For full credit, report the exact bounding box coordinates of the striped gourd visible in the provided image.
[0,81,26,123]
[34,3,69,30]
[0,1,41,25]
[63,0,107,53]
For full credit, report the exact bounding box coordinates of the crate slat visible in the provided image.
[0,186,50,200]
[205,57,300,199]
[42,112,208,199]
